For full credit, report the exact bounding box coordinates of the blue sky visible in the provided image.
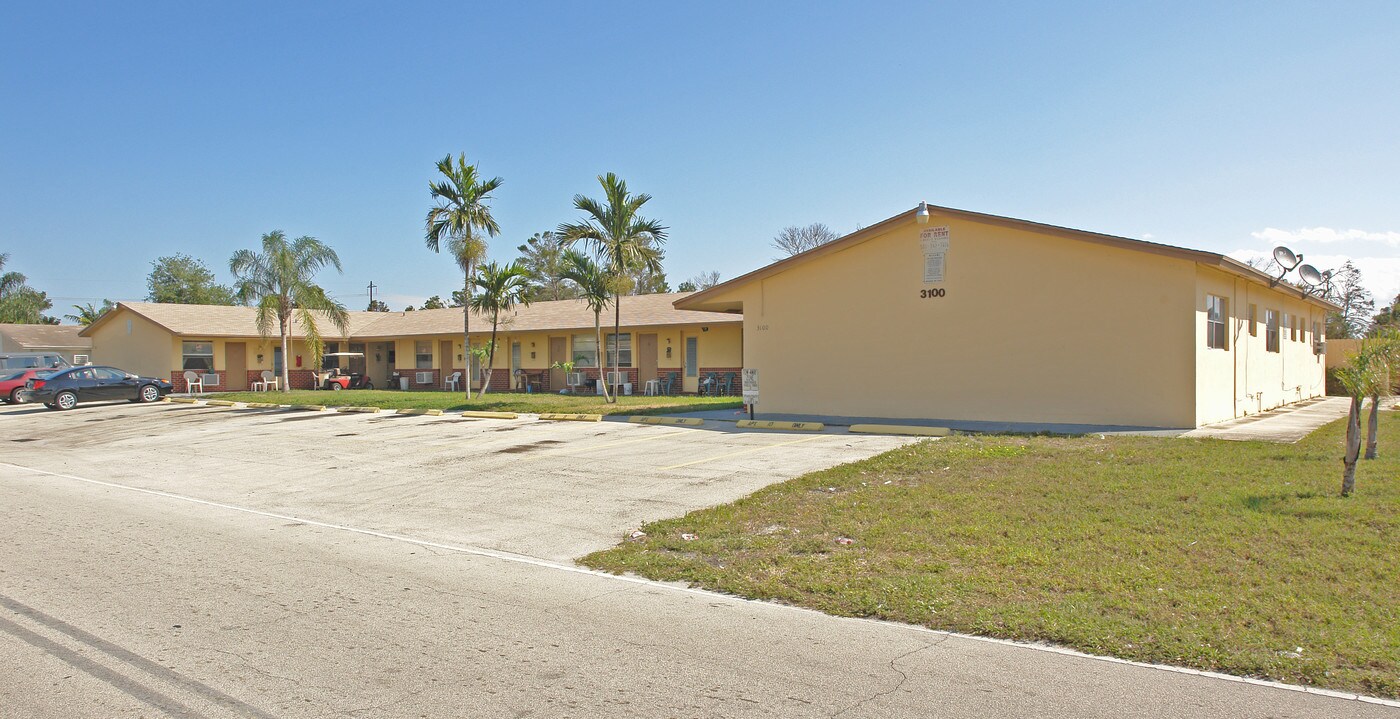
[3,1,1398,312]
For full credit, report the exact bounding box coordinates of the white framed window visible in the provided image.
[415,340,432,369]
[571,334,597,367]
[182,341,214,371]
[1265,310,1279,353]
[1206,295,1228,350]
[605,333,632,368]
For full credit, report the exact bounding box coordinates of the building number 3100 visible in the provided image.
[919,288,947,299]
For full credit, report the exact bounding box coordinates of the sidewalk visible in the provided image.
[1182,397,1352,443]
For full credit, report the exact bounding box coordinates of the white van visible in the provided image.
[0,353,71,371]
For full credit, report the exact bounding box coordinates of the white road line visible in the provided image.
[0,460,1393,708]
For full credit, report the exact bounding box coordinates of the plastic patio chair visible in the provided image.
[444,371,462,392]
[718,372,734,396]
[661,372,677,395]
[183,370,204,394]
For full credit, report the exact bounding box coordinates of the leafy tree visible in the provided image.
[367,299,390,312]
[65,300,115,326]
[469,261,531,396]
[560,249,613,400]
[425,153,503,399]
[516,231,579,302]
[772,223,838,257]
[449,289,466,307]
[147,254,239,305]
[421,295,446,310]
[1370,293,1400,335]
[404,305,416,312]
[557,173,666,404]
[1322,261,1373,339]
[681,270,721,292]
[627,261,670,295]
[229,231,350,392]
[0,253,58,324]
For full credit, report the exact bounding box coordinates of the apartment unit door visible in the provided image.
[225,342,247,390]
[549,337,566,389]
[637,333,658,385]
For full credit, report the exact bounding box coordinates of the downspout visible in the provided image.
[1232,277,1239,418]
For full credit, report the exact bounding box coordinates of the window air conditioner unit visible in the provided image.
[1313,340,1326,356]
[415,371,433,385]
[73,354,90,365]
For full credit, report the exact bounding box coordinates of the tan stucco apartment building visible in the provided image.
[81,292,742,394]
[678,204,1337,429]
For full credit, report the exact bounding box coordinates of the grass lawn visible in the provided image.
[582,411,1400,698]
[209,389,744,416]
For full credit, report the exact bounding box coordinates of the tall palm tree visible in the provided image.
[560,249,613,401]
[557,173,666,403]
[469,261,532,396]
[230,231,350,392]
[425,153,503,399]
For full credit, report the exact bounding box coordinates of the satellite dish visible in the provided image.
[1273,246,1302,270]
[1298,264,1324,286]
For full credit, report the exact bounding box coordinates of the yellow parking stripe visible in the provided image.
[660,435,826,470]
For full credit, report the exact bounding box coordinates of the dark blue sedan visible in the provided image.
[27,366,173,410]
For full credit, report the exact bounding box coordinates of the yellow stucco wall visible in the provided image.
[1193,267,1327,425]
[87,309,171,378]
[1325,339,1362,369]
[704,215,1204,427]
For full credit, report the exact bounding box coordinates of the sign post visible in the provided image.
[741,368,759,420]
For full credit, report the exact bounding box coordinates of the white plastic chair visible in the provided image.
[444,371,462,392]
[183,370,205,394]
[252,370,278,392]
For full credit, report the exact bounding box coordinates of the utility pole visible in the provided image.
[367,281,377,309]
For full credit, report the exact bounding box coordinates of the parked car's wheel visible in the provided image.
[138,385,160,403]
[329,383,342,391]
[8,388,22,404]
[54,391,78,410]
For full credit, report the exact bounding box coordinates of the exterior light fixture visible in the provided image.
[916,201,930,225]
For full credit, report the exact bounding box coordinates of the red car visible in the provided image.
[1,369,53,404]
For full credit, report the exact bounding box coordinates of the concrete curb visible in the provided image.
[539,413,603,422]
[243,402,281,409]
[167,397,199,404]
[459,411,519,420]
[336,406,381,414]
[396,408,444,416]
[288,404,327,412]
[204,400,238,407]
[849,424,950,437]
[735,419,825,431]
[628,416,705,426]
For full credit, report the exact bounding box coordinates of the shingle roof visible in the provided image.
[354,292,740,338]
[82,293,740,339]
[0,323,91,350]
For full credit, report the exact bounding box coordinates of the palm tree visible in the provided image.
[557,173,666,403]
[1362,328,1398,460]
[1334,339,1395,496]
[560,249,613,401]
[65,301,114,326]
[469,261,532,396]
[425,154,503,399]
[230,231,350,392]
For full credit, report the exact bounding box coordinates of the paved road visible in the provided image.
[1,403,1393,717]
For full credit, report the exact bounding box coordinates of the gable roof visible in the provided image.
[0,323,91,350]
[81,292,741,340]
[675,203,1343,313]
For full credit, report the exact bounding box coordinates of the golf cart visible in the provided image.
[317,352,372,390]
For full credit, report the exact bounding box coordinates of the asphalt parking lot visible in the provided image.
[2,401,1391,718]
[0,400,913,561]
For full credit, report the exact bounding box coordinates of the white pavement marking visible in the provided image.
[1,459,1394,709]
